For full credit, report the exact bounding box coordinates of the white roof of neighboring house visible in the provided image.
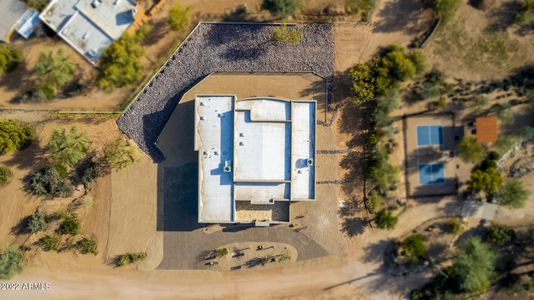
[39,0,137,65]
[0,0,28,42]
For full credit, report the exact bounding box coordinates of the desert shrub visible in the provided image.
[447,218,463,234]
[345,0,378,20]
[28,166,73,198]
[375,210,398,230]
[216,248,229,258]
[0,246,25,279]
[168,4,191,32]
[400,234,427,263]
[410,50,426,74]
[58,214,80,235]
[272,24,302,44]
[103,139,137,170]
[0,119,35,154]
[48,126,88,175]
[457,137,486,164]
[471,94,489,108]
[449,237,496,293]
[38,234,60,252]
[75,236,97,255]
[0,165,13,186]
[366,190,384,214]
[35,49,76,100]
[22,0,49,11]
[97,32,145,90]
[435,97,447,109]
[262,0,302,18]
[350,45,425,105]
[494,135,517,155]
[27,211,48,233]
[517,0,534,24]
[428,0,460,24]
[0,45,22,75]
[485,224,515,246]
[116,252,147,266]
[136,24,153,41]
[498,179,528,209]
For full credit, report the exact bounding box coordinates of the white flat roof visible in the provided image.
[195,95,234,223]
[195,96,316,224]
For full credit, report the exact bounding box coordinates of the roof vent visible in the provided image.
[224,161,231,173]
[307,158,314,166]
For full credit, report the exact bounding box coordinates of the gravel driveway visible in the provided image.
[118,23,334,161]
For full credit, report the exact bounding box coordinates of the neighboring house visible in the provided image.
[39,0,139,65]
[475,116,499,145]
[0,0,40,43]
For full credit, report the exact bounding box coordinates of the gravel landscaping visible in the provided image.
[117,23,334,161]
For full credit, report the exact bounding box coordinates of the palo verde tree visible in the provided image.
[103,139,137,170]
[35,49,76,100]
[0,45,22,76]
[97,31,145,90]
[457,136,486,164]
[262,0,302,18]
[350,45,425,105]
[168,4,191,32]
[449,237,496,293]
[0,119,35,154]
[497,179,529,209]
[0,246,25,279]
[48,126,88,175]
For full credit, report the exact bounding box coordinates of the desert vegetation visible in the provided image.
[272,24,302,44]
[0,119,35,154]
[168,4,192,32]
[0,45,22,76]
[0,246,25,280]
[262,0,302,18]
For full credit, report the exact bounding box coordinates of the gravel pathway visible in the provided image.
[117,23,334,161]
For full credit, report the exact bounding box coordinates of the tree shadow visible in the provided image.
[339,150,365,195]
[372,0,428,35]
[338,101,365,134]
[0,61,33,93]
[2,142,47,170]
[341,217,367,237]
[142,19,170,46]
[10,215,31,235]
[486,0,523,32]
[338,196,359,217]
[362,238,397,264]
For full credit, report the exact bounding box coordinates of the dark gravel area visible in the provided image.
[118,23,334,162]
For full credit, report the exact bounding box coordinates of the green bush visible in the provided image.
[28,166,73,198]
[77,159,98,185]
[0,165,13,186]
[447,218,463,234]
[22,0,50,11]
[410,50,426,74]
[517,0,534,25]
[103,139,137,170]
[366,145,399,194]
[0,45,22,75]
[485,224,515,246]
[272,24,302,44]
[168,4,191,32]
[38,234,60,252]
[0,246,25,279]
[0,119,35,154]
[366,190,384,214]
[48,126,88,174]
[457,137,486,164]
[262,0,302,18]
[35,49,76,100]
[75,237,98,255]
[27,211,48,233]
[215,248,229,258]
[450,237,495,293]
[400,234,427,263]
[116,252,147,266]
[58,214,80,235]
[97,32,145,90]
[345,0,378,20]
[375,210,398,230]
[498,179,528,209]
[467,167,503,195]
[429,0,460,24]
